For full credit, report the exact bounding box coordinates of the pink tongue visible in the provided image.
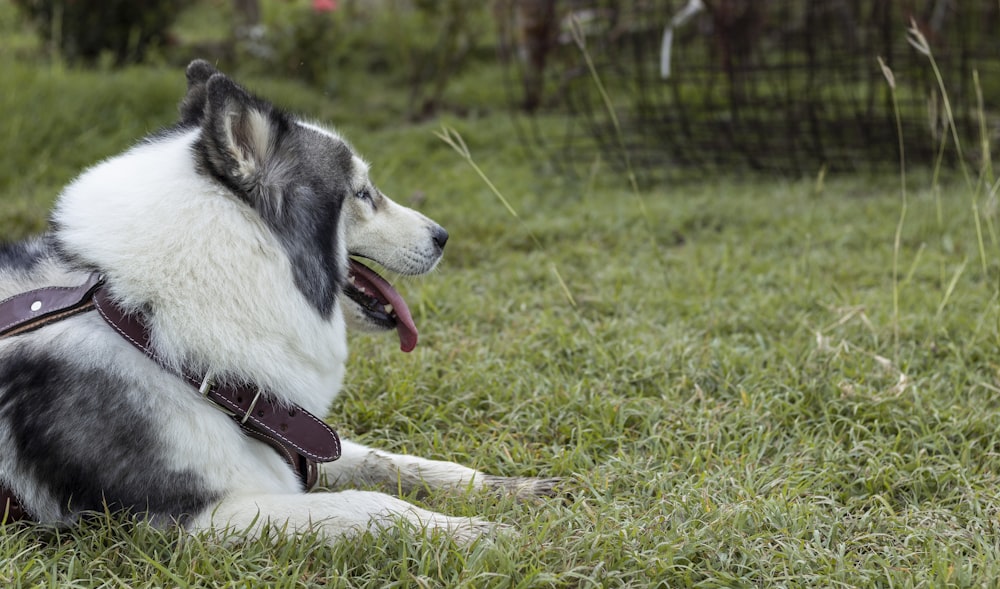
[348,260,418,352]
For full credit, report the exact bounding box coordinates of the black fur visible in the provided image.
[0,239,47,273]
[265,135,356,317]
[0,347,216,522]
[179,59,218,126]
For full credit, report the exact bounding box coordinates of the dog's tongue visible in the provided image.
[348,260,418,352]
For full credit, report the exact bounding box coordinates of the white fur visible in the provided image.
[342,193,445,277]
[54,130,346,415]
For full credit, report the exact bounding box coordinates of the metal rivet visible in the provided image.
[30,301,41,312]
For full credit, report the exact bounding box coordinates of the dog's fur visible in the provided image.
[0,61,553,543]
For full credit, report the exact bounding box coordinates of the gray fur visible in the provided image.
[178,59,218,126]
[0,339,215,524]
[191,73,350,315]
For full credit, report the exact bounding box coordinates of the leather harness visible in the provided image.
[0,273,341,523]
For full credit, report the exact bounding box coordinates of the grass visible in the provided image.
[3,10,1000,589]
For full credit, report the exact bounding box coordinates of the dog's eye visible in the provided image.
[355,188,372,202]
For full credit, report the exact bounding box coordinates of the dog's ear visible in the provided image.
[179,59,220,126]
[199,73,284,210]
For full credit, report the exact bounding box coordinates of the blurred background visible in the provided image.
[5,4,1000,586]
[2,0,998,187]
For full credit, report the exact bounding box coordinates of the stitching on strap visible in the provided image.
[207,391,340,461]
[95,301,152,357]
[0,285,86,333]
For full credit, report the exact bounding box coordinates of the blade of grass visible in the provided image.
[973,69,998,253]
[907,20,986,275]
[878,56,906,361]
[434,127,519,220]
[132,546,190,589]
[435,125,578,310]
[906,20,971,190]
[566,15,671,293]
[973,70,994,187]
[568,16,640,200]
[936,258,968,319]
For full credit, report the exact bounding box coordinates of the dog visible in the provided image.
[0,60,555,544]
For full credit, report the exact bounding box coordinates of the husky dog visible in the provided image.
[0,60,554,543]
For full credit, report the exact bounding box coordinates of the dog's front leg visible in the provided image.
[189,490,494,545]
[318,439,560,499]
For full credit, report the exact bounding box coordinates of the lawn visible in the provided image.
[2,12,1000,589]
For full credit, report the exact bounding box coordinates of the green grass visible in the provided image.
[3,21,1000,589]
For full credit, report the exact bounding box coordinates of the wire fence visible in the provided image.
[506,0,1000,184]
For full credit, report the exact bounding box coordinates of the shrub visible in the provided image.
[258,0,486,119]
[13,0,191,64]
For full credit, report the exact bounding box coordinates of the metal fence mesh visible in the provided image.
[511,0,1000,183]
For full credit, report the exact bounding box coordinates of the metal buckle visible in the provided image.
[241,387,262,425]
[198,373,261,425]
[198,374,236,418]
[198,374,214,397]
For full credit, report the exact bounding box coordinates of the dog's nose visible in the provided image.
[431,225,449,251]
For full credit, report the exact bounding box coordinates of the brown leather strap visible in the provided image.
[91,286,341,471]
[0,272,104,337]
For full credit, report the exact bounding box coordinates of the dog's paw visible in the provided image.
[452,517,511,545]
[419,513,508,545]
[482,475,565,501]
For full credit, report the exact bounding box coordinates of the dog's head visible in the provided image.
[182,60,446,352]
